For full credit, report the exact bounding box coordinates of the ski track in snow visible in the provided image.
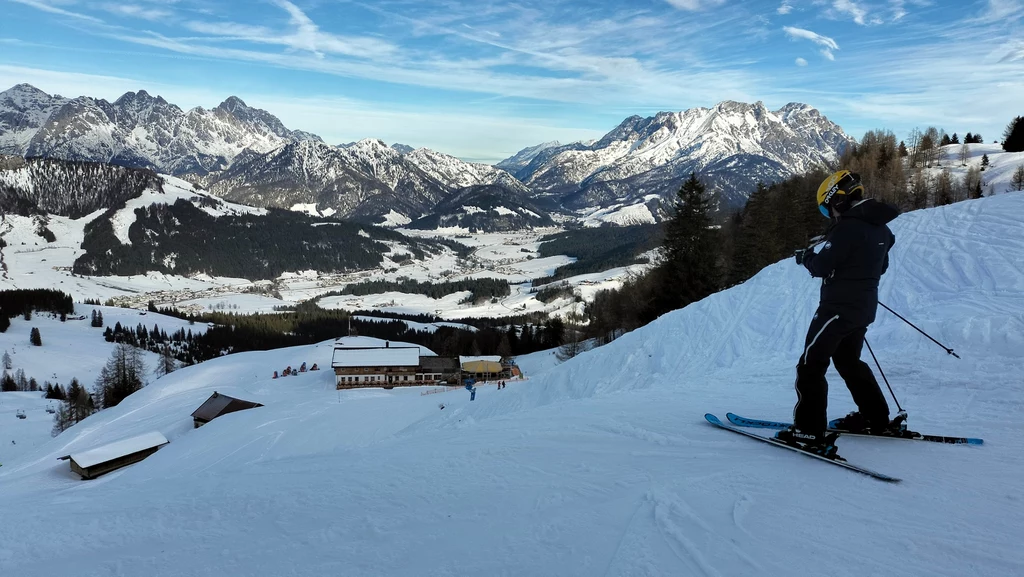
[0,194,1023,576]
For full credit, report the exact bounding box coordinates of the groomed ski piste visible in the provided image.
[1,192,1023,576]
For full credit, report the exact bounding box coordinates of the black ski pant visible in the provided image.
[793,309,890,435]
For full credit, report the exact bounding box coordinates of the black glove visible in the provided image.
[794,248,814,266]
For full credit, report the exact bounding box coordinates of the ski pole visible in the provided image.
[878,301,960,359]
[864,337,906,420]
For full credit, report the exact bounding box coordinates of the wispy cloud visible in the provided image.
[778,2,793,15]
[783,26,839,60]
[663,0,727,10]
[9,0,103,23]
[795,57,808,66]
[980,0,1024,21]
[99,4,172,21]
[832,0,869,25]
[183,21,275,39]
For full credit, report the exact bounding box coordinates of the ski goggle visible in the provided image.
[819,204,830,218]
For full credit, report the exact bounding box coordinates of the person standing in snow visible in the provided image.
[776,170,900,456]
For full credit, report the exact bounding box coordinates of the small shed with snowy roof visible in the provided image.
[332,342,422,389]
[58,431,169,480]
[191,391,263,428]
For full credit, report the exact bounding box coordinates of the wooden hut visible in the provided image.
[417,355,460,385]
[191,391,263,428]
[59,431,169,480]
[332,344,421,389]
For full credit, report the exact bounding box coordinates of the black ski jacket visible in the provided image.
[803,199,899,326]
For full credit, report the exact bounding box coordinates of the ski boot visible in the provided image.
[832,411,908,436]
[774,427,841,460]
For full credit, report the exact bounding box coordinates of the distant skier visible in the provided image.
[777,171,900,456]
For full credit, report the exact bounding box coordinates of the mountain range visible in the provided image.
[1,83,853,226]
[505,101,852,211]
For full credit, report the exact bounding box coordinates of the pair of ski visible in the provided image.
[706,413,984,483]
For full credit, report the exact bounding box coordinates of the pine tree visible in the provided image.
[981,154,990,169]
[29,377,38,391]
[15,368,27,391]
[950,133,959,144]
[156,343,177,377]
[30,327,42,346]
[657,173,721,314]
[1001,116,1024,153]
[964,132,973,144]
[95,343,147,408]
[1011,164,1024,192]
[51,402,73,437]
[940,134,951,147]
[898,141,908,157]
[2,350,10,370]
[0,371,15,392]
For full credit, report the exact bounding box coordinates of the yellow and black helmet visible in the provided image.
[816,170,864,217]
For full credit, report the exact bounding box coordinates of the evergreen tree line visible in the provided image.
[0,157,159,218]
[533,281,576,304]
[0,289,74,332]
[334,276,511,303]
[107,302,565,368]
[72,201,450,280]
[1002,116,1024,153]
[1,367,40,392]
[532,224,661,285]
[103,320,195,366]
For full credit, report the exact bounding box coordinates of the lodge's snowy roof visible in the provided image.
[332,346,421,368]
[61,431,169,469]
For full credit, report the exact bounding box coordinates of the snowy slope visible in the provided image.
[928,143,1024,195]
[0,194,1022,576]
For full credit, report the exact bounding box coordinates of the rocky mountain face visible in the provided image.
[502,101,852,212]
[494,141,562,174]
[202,139,447,222]
[202,139,533,224]
[0,84,321,177]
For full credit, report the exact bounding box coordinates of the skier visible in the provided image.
[776,170,900,456]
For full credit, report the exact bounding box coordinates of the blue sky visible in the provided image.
[1,0,1022,163]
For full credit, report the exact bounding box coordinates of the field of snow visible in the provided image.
[0,305,205,389]
[930,143,1024,195]
[0,192,1021,575]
